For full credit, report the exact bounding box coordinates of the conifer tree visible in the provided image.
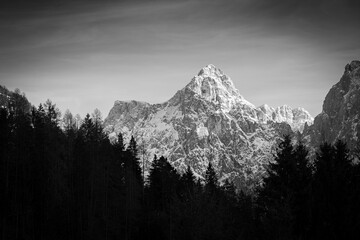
[123,136,143,240]
[205,162,218,194]
[257,135,312,240]
[116,132,125,152]
[148,155,180,210]
[311,140,354,239]
[126,136,142,184]
[127,136,138,157]
[63,109,76,132]
[181,165,196,197]
[291,142,312,238]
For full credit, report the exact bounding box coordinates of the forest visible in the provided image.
[1,88,360,240]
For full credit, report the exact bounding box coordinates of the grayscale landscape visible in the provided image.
[1,0,360,239]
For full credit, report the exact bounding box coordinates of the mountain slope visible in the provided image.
[303,60,360,151]
[0,86,31,113]
[104,64,313,188]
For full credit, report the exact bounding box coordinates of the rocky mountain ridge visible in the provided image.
[303,60,360,152]
[104,64,313,188]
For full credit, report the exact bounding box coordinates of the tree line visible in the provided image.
[0,89,359,240]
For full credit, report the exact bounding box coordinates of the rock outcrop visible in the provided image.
[303,60,360,151]
[104,64,313,189]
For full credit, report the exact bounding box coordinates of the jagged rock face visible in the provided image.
[257,104,313,133]
[304,60,360,150]
[104,64,313,189]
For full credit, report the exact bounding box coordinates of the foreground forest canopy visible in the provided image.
[1,88,360,240]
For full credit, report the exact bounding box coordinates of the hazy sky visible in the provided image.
[1,0,360,118]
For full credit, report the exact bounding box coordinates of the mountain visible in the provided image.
[104,64,313,189]
[0,85,31,113]
[258,104,313,133]
[0,85,13,108]
[303,60,360,152]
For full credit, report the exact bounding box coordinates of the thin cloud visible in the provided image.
[0,0,359,117]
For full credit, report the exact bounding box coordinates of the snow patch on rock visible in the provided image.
[196,123,209,138]
[104,64,313,189]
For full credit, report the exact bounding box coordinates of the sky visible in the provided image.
[1,0,360,118]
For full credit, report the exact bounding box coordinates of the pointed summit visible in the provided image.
[197,64,224,78]
[185,64,251,111]
[105,63,315,190]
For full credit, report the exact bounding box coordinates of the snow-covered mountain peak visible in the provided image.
[185,64,253,111]
[191,64,237,95]
[104,64,315,189]
[197,64,224,78]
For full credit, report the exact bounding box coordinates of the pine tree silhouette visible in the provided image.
[311,140,355,239]
[205,162,218,195]
[258,135,312,240]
